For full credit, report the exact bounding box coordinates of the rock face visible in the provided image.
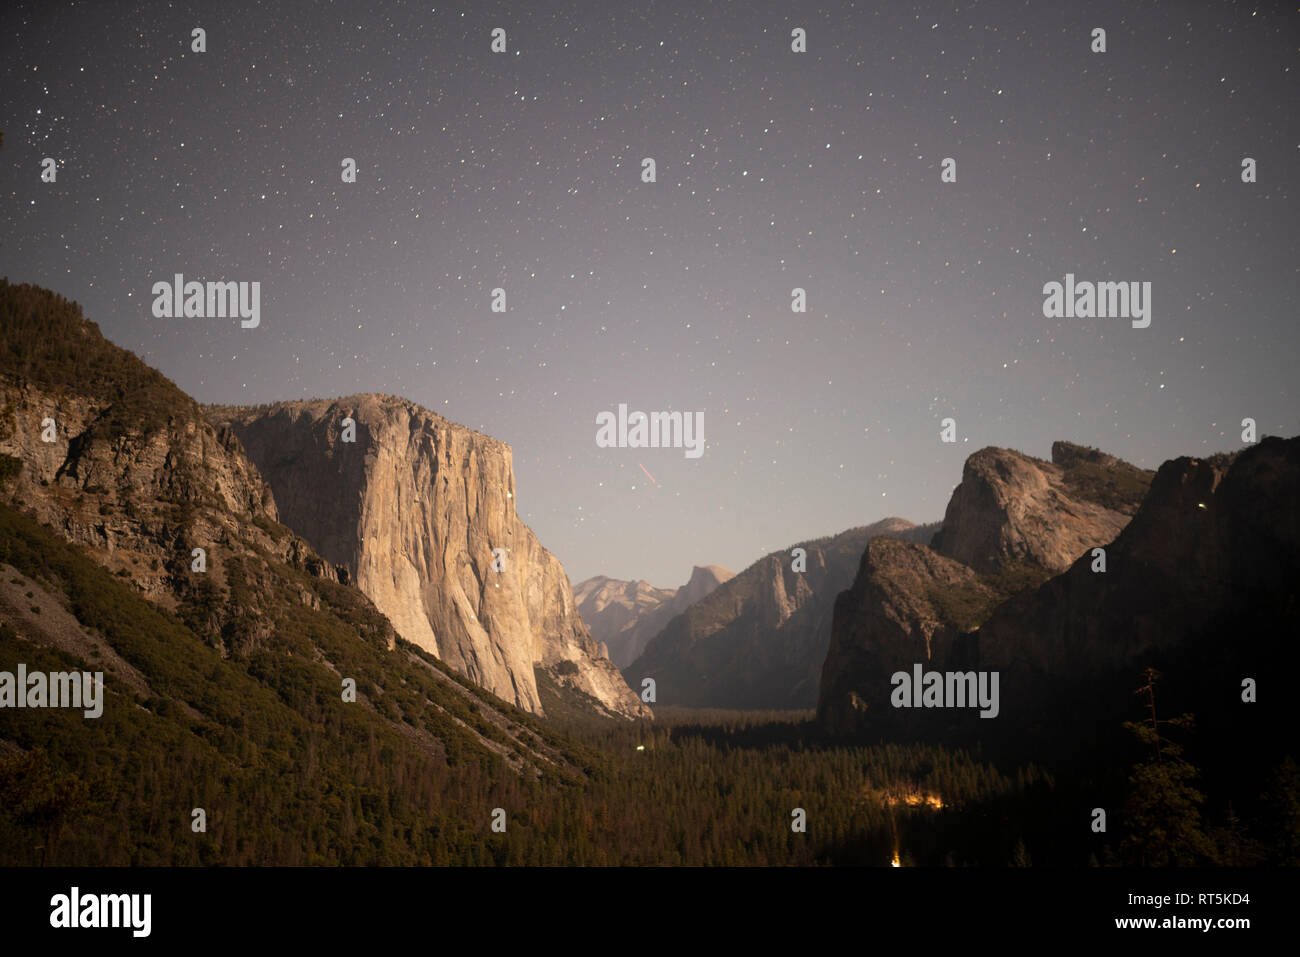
[930,441,1150,574]
[672,564,734,612]
[629,518,935,709]
[575,564,733,668]
[818,537,997,733]
[0,281,613,842]
[816,438,1300,740]
[955,438,1298,761]
[0,281,345,623]
[210,396,650,720]
[973,440,1297,681]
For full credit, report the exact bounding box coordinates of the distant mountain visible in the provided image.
[628,518,937,709]
[673,563,734,612]
[575,564,734,668]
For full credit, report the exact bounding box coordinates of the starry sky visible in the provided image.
[2,1,1297,587]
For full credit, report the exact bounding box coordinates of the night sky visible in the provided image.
[2,1,1297,587]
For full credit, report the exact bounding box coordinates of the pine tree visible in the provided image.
[1011,837,1032,867]
[1210,803,1265,867]
[1263,756,1300,865]
[1118,668,1217,866]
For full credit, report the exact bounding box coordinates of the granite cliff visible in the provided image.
[930,441,1150,574]
[814,438,1298,741]
[210,396,650,720]
[971,438,1298,689]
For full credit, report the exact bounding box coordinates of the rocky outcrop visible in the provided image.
[672,564,734,613]
[972,441,1293,680]
[818,442,1149,735]
[952,439,1299,751]
[0,283,599,823]
[0,283,345,616]
[817,438,1297,742]
[0,283,645,721]
[817,537,996,734]
[930,442,1151,574]
[629,518,934,709]
[210,395,650,720]
[575,564,733,668]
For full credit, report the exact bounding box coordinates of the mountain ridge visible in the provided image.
[574,564,734,668]
[628,517,937,709]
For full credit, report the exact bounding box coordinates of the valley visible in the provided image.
[1,281,1295,868]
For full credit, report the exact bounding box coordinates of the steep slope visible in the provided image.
[0,280,347,629]
[0,282,602,863]
[209,396,649,720]
[817,439,1296,750]
[575,564,733,668]
[0,497,595,864]
[930,441,1152,574]
[972,438,1298,694]
[818,537,998,734]
[629,518,935,709]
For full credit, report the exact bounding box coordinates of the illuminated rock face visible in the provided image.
[213,394,650,720]
[930,442,1147,575]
